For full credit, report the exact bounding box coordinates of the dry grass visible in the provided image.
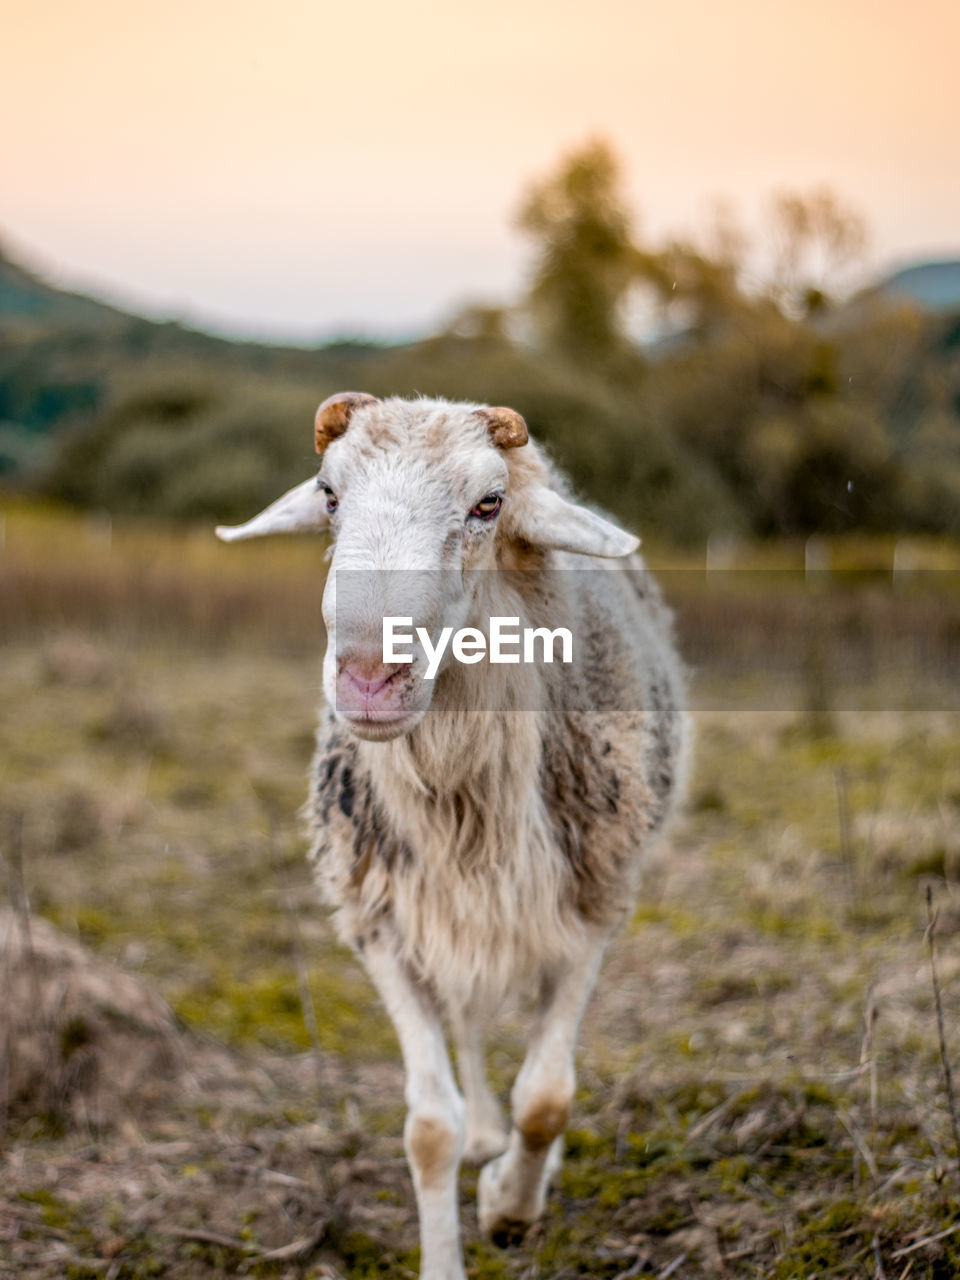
[1,504,960,1278]
[0,501,326,653]
[3,503,960,686]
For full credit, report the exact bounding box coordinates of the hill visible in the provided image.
[0,244,386,480]
[1,242,959,541]
[0,246,132,333]
[879,260,960,311]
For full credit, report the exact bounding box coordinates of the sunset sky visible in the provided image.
[2,0,958,339]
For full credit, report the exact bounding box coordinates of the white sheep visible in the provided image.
[217,393,688,1280]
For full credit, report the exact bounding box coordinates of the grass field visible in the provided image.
[2,505,960,1279]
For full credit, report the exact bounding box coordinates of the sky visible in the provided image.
[2,0,958,341]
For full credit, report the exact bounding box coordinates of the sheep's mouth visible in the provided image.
[341,708,425,741]
[333,660,430,737]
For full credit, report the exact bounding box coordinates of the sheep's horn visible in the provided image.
[315,392,378,454]
[475,406,528,449]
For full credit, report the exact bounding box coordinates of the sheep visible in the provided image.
[216,393,688,1280]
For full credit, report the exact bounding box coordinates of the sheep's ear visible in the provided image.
[510,486,640,558]
[215,478,329,542]
[316,391,378,453]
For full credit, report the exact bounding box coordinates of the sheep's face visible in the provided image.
[317,399,518,739]
[216,395,639,742]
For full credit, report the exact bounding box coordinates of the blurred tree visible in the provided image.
[768,186,868,316]
[744,400,899,533]
[636,237,755,341]
[516,139,643,368]
[441,303,510,343]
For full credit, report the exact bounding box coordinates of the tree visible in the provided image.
[768,186,868,316]
[516,139,642,367]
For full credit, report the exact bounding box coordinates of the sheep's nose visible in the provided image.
[343,660,399,701]
[339,654,402,699]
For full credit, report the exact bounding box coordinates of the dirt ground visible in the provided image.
[2,626,960,1279]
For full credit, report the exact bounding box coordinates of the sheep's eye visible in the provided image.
[317,481,338,514]
[469,493,502,521]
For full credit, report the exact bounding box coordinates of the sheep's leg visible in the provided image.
[451,1008,508,1165]
[477,931,609,1244]
[361,938,466,1280]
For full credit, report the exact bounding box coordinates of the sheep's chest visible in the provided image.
[308,716,647,1008]
[313,778,583,1006]
[382,796,585,1006]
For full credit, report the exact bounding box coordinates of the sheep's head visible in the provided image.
[216,394,638,740]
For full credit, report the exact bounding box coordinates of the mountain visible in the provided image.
[0,245,133,335]
[877,260,960,311]
[0,243,386,475]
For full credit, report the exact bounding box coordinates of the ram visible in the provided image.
[217,393,688,1280]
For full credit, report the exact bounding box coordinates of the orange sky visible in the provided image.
[2,0,958,338]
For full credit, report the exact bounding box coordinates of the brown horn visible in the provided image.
[475,406,528,450]
[314,392,378,454]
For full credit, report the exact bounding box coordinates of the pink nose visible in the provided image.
[336,655,405,723]
[339,653,402,698]
[342,663,398,699]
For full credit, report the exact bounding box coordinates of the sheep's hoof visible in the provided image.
[462,1126,509,1166]
[477,1153,541,1244]
[489,1218,531,1249]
